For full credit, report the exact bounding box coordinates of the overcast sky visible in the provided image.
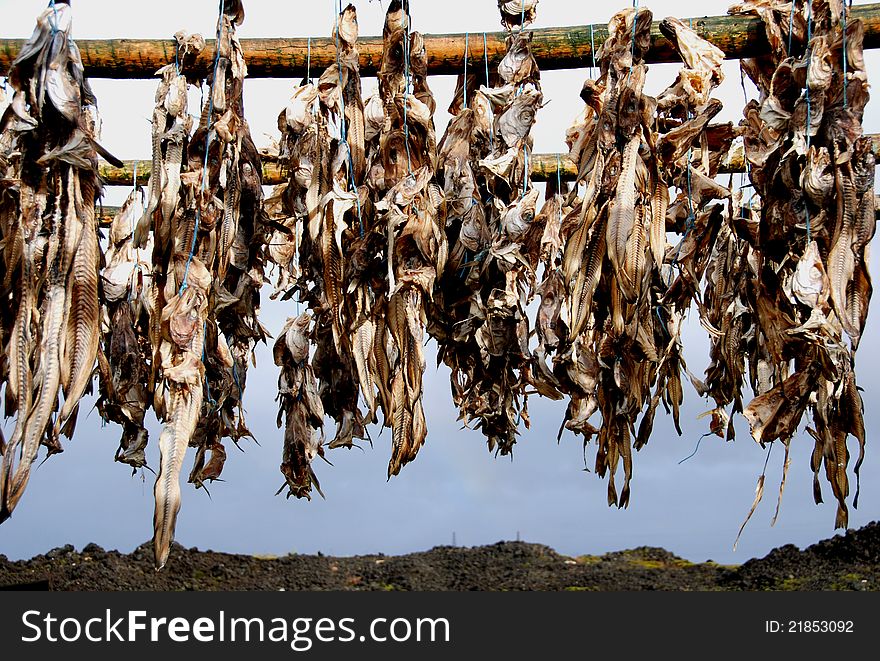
[0,0,877,566]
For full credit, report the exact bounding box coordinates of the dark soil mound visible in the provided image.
[1,522,878,591]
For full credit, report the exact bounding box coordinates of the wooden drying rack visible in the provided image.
[2,3,878,192]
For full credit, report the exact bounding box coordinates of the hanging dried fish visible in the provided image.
[107,0,271,569]
[371,2,444,476]
[431,1,542,456]
[554,7,729,508]
[274,313,326,499]
[0,0,120,522]
[270,3,371,493]
[726,0,872,530]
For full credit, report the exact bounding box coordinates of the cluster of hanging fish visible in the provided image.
[431,0,544,456]
[271,0,444,495]
[0,0,121,522]
[266,0,874,532]
[546,6,734,508]
[713,0,873,534]
[0,0,875,570]
[98,0,268,568]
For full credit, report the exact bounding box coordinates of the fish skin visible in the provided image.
[649,177,669,271]
[563,151,604,283]
[217,152,241,281]
[342,58,366,182]
[160,121,187,230]
[55,175,100,439]
[388,370,411,478]
[372,315,393,420]
[6,168,78,513]
[135,106,167,249]
[622,201,648,304]
[828,161,858,342]
[606,136,641,302]
[153,360,204,570]
[353,318,378,420]
[0,277,33,520]
[569,213,607,339]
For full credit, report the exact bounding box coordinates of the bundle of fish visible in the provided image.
[97,30,206,473]
[0,0,121,522]
[431,0,543,455]
[271,0,444,486]
[98,0,268,569]
[715,0,873,530]
[551,7,735,507]
[371,0,445,476]
[271,2,369,497]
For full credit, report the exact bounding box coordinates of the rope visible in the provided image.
[483,32,490,86]
[483,32,494,151]
[739,67,754,205]
[627,0,639,83]
[674,137,697,266]
[180,0,224,294]
[804,0,812,243]
[49,0,59,36]
[402,8,414,177]
[787,0,796,55]
[306,36,312,82]
[463,32,468,109]
[589,23,596,78]
[129,162,141,302]
[202,323,217,411]
[556,153,563,226]
[842,1,849,108]
[509,18,529,197]
[333,0,364,235]
[130,162,138,236]
[556,153,562,193]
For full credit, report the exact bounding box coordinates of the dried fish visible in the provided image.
[0,1,116,521]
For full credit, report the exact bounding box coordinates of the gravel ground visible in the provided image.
[1,522,878,590]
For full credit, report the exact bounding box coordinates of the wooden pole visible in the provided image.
[95,194,880,226]
[98,134,880,186]
[4,4,880,79]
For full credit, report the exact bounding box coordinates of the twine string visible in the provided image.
[180,0,224,294]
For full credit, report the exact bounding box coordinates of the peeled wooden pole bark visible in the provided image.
[98,134,880,186]
[4,3,880,78]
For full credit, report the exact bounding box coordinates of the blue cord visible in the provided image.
[483,32,494,151]
[556,153,563,226]
[334,0,364,235]
[232,361,243,401]
[674,142,696,267]
[483,32,490,86]
[181,0,224,294]
[842,1,849,109]
[589,23,596,78]
[463,32,468,109]
[402,11,414,177]
[48,0,59,36]
[627,1,639,83]
[804,0,812,243]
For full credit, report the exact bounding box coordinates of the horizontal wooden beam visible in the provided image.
[97,133,880,187]
[94,194,880,227]
[3,4,879,79]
